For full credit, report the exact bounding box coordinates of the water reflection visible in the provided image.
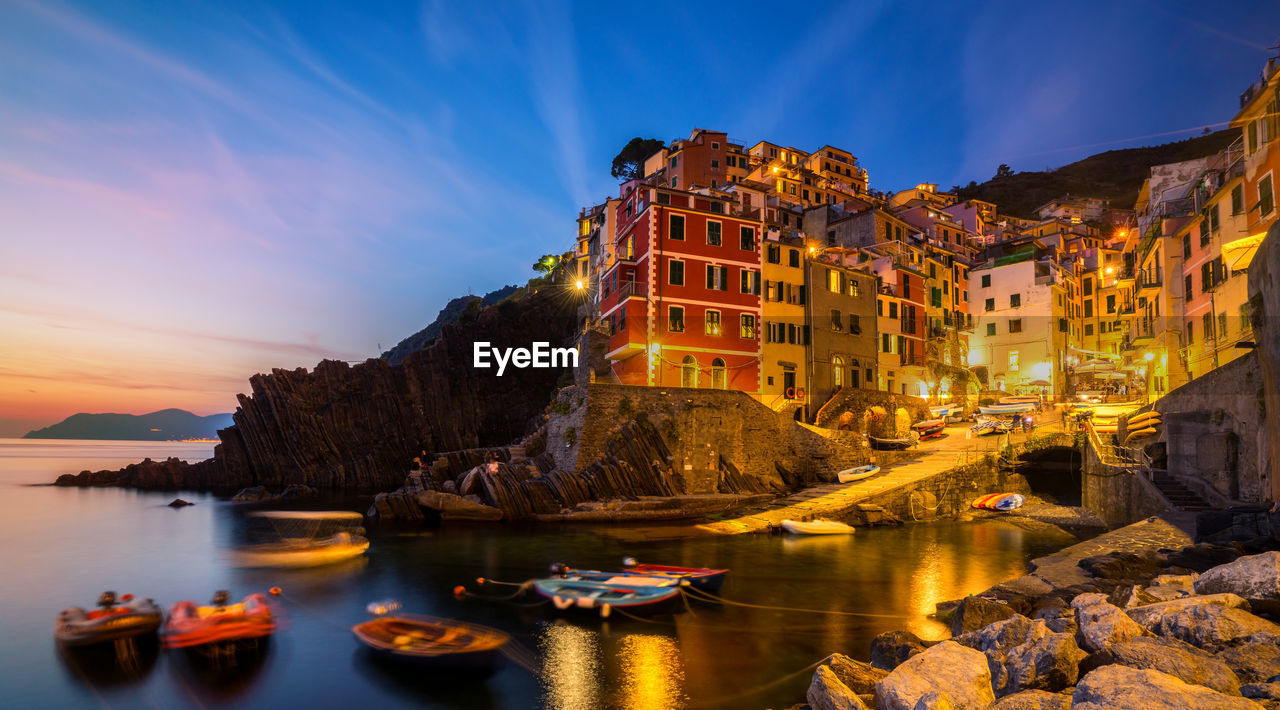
[539,622,602,710]
[56,636,160,689]
[615,633,685,710]
[351,650,499,709]
[167,640,274,703]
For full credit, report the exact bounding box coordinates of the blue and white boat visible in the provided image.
[978,403,1035,415]
[551,562,728,593]
[533,577,680,618]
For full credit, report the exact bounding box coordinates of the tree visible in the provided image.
[532,254,560,275]
[994,164,1014,179]
[611,137,666,181]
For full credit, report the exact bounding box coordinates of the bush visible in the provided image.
[618,396,633,416]
[548,400,571,415]
[563,426,576,446]
[979,397,996,406]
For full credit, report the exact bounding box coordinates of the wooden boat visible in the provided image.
[837,465,880,483]
[929,404,957,418]
[970,418,1013,436]
[555,561,729,593]
[1126,410,1161,426]
[163,591,276,650]
[780,519,855,535]
[352,614,510,672]
[232,511,369,568]
[56,592,162,647]
[533,578,680,618]
[999,396,1040,405]
[912,419,945,439]
[979,403,1034,415]
[868,434,917,450]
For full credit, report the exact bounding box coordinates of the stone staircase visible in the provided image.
[1150,469,1210,511]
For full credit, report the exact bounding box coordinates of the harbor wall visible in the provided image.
[1080,438,1170,528]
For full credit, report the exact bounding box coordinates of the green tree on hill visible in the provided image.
[611,137,665,181]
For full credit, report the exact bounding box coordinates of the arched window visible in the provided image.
[681,356,697,388]
[711,358,727,389]
[833,356,844,388]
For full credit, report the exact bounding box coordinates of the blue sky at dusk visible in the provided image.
[1,0,1278,434]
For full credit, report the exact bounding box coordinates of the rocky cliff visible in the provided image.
[55,284,581,492]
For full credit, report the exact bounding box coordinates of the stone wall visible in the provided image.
[813,387,930,429]
[1081,438,1170,528]
[1248,221,1280,503]
[548,383,873,492]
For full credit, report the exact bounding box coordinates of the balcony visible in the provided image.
[1136,270,1163,293]
[1132,317,1156,341]
[616,280,649,301]
[1118,301,1136,315]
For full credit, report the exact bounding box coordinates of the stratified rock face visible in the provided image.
[1072,665,1260,710]
[1196,552,1280,602]
[874,641,995,710]
[57,287,579,492]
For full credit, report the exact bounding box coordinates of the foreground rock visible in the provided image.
[415,490,504,521]
[820,653,887,695]
[987,690,1071,710]
[1218,633,1280,683]
[1154,603,1280,649]
[869,630,930,670]
[806,664,868,710]
[1125,592,1252,630]
[230,483,318,503]
[1195,552,1280,603]
[953,614,1084,695]
[874,641,994,710]
[950,596,1016,636]
[1072,664,1261,709]
[1071,594,1151,652]
[1090,635,1242,695]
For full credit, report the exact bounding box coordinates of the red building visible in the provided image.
[596,181,763,392]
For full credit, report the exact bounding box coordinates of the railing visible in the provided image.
[1137,270,1162,291]
[616,280,648,300]
[1118,301,1136,314]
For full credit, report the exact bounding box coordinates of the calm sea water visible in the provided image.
[0,438,1075,709]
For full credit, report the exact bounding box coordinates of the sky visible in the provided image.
[1,0,1278,436]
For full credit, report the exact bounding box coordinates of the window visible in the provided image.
[1085,324,1094,336]
[1009,350,1020,372]
[827,269,841,293]
[1182,234,1191,258]
[710,142,719,150]
[740,227,754,251]
[671,177,678,188]
[766,244,780,263]
[1185,274,1193,297]
[1186,321,1193,345]
[711,358,726,389]
[985,298,995,312]
[668,306,685,332]
[681,356,697,388]
[789,249,800,267]
[986,322,996,336]
[981,274,991,288]
[1231,185,1244,215]
[1106,294,1116,313]
[1201,262,1212,293]
[1083,278,1093,296]
[669,156,678,170]
[1009,319,1022,333]
[849,279,861,298]
[670,214,685,240]
[830,309,843,331]
[833,356,844,388]
[657,192,670,205]
[705,309,721,336]
[1010,293,1021,308]
[706,264,728,290]
[740,269,760,294]
[710,201,724,214]
[710,159,719,169]
[1206,203,1219,233]
[707,221,722,246]
[1084,300,1093,317]
[849,314,861,334]
[740,314,756,339]
[931,288,942,308]
[1058,318,1068,333]
[669,259,684,286]
[889,302,898,319]
[1204,312,1214,340]
[1260,174,1275,218]
[881,333,892,353]
[1219,312,1229,339]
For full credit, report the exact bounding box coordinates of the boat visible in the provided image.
[837,465,880,483]
[56,591,162,647]
[971,493,1025,511]
[970,418,1013,436]
[780,519,855,535]
[1127,410,1161,426]
[552,559,729,592]
[352,613,510,673]
[911,419,945,439]
[868,434,917,450]
[163,590,276,651]
[978,403,1034,415]
[1124,427,1158,444]
[231,511,369,568]
[929,404,957,418]
[999,396,1040,405]
[533,577,681,618]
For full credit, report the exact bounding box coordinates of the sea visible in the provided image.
[0,438,1076,709]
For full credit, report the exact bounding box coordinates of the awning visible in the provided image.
[1223,233,1265,271]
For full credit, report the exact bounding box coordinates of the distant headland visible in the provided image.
[23,409,233,441]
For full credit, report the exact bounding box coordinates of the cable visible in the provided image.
[679,587,914,619]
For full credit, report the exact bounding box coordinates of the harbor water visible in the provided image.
[0,438,1076,709]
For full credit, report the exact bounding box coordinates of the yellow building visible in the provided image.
[760,233,809,412]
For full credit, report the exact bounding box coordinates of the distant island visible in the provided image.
[23,409,234,441]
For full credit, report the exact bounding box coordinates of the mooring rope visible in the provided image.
[683,656,828,709]
[680,587,914,619]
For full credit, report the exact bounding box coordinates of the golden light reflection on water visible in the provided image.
[616,633,686,710]
[905,539,948,640]
[539,623,602,710]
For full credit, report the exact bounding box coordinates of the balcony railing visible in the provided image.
[1118,301,1136,315]
[1137,270,1162,292]
[612,280,648,300]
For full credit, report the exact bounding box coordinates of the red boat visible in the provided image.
[163,591,276,650]
[554,558,729,593]
[911,419,946,439]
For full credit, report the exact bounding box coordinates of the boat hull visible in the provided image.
[868,435,916,450]
[352,615,509,674]
[231,534,369,569]
[979,404,1034,415]
[780,519,855,535]
[533,579,681,617]
[163,594,276,650]
[56,597,162,647]
[837,465,880,483]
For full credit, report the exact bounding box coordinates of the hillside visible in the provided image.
[381,284,520,365]
[956,129,1238,219]
[25,409,233,440]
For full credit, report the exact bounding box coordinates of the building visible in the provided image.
[1034,195,1109,223]
[644,129,733,190]
[597,182,763,392]
[1233,55,1280,244]
[760,232,809,411]
[806,253,878,408]
[870,249,927,396]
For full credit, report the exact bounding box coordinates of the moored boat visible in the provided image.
[231,511,369,568]
[868,434,917,450]
[971,493,1025,511]
[911,419,945,439]
[352,613,510,673]
[978,403,1034,415]
[929,404,957,418]
[780,519,855,535]
[970,418,1013,436]
[553,560,729,593]
[533,577,681,618]
[56,591,162,647]
[837,464,880,483]
[163,590,276,651]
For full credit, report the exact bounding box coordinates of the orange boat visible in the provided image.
[163,591,276,650]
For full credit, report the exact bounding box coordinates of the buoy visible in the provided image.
[453,585,466,598]
[476,577,486,585]
[269,587,282,596]
[600,603,612,619]
[120,594,134,601]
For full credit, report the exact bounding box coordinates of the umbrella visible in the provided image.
[1094,372,1126,380]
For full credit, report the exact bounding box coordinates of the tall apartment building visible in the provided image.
[807,256,878,407]
[760,232,809,409]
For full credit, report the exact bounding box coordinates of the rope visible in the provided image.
[680,587,913,619]
[683,656,828,709]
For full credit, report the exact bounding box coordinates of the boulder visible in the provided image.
[1219,633,1280,684]
[415,490,503,521]
[1002,632,1087,695]
[1125,593,1251,630]
[1143,585,1193,602]
[822,653,887,695]
[1072,595,1151,653]
[1152,573,1199,588]
[278,483,318,499]
[1242,682,1280,701]
[987,690,1071,710]
[459,467,481,496]
[231,485,272,502]
[1077,551,1163,583]
[870,630,930,670]
[953,614,1047,654]
[1196,552,1280,602]
[951,596,1016,636]
[874,641,995,710]
[1162,543,1243,573]
[807,664,868,710]
[167,498,193,508]
[1154,604,1280,650]
[1092,635,1241,695]
[911,690,955,709]
[1107,584,1159,609]
[1073,665,1261,709]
